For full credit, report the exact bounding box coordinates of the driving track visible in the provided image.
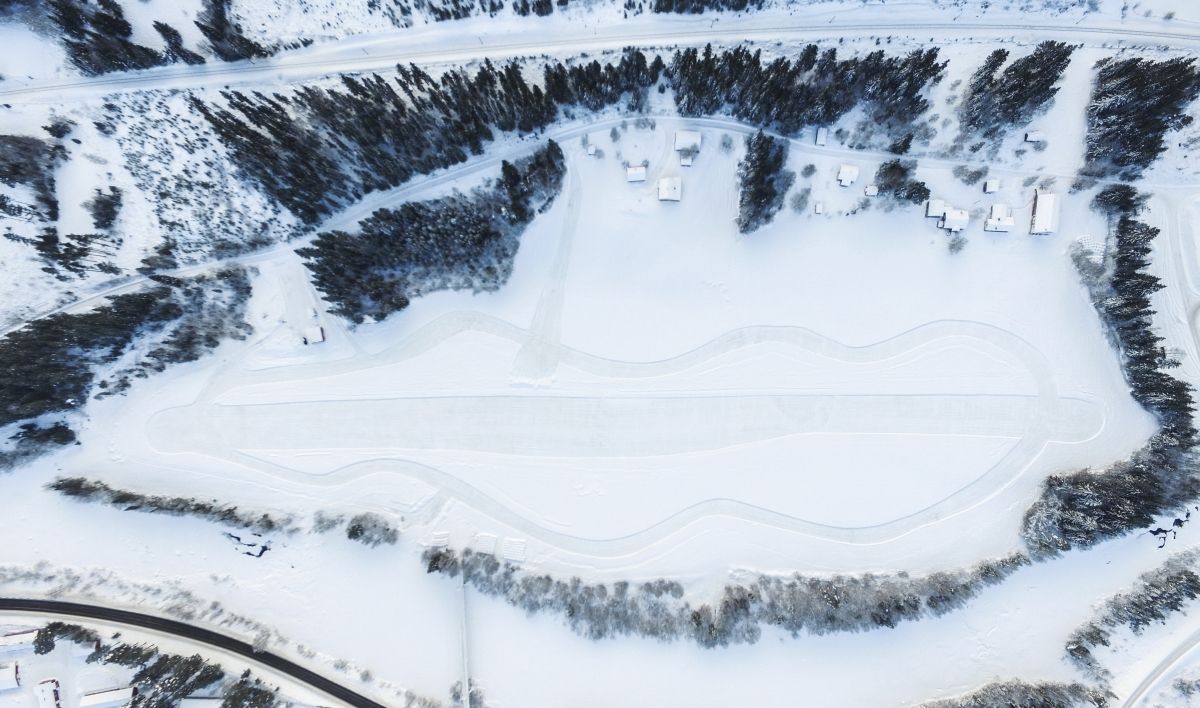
[0,599,384,708]
[141,312,1105,552]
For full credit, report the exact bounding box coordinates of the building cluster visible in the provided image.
[925,180,1059,236]
[622,130,701,203]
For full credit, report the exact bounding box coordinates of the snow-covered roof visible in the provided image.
[1031,190,1059,234]
[938,208,970,232]
[814,201,824,215]
[626,165,647,182]
[673,130,701,152]
[303,326,325,345]
[1024,131,1046,142]
[79,687,136,707]
[680,154,694,167]
[983,179,1001,193]
[925,199,946,218]
[586,144,596,156]
[0,663,18,692]
[0,630,36,649]
[35,680,60,708]
[658,177,682,201]
[179,700,222,707]
[864,185,879,197]
[837,164,859,187]
[815,127,828,146]
[984,203,1015,232]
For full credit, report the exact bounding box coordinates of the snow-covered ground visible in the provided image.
[3,4,1200,706]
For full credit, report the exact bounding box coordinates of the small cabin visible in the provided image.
[983,179,1001,194]
[0,630,37,652]
[984,204,1015,232]
[938,208,970,232]
[673,130,701,153]
[625,165,647,182]
[0,662,19,692]
[302,326,325,345]
[79,687,137,708]
[815,127,829,146]
[864,185,879,197]
[813,201,824,215]
[925,199,947,219]
[657,177,682,202]
[1024,131,1046,143]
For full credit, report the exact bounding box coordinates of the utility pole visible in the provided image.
[460,573,471,708]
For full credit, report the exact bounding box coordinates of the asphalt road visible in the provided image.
[0,598,386,708]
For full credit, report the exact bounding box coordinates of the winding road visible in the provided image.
[0,599,385,708]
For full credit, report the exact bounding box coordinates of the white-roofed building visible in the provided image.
[837,164,859,187]
[0,630,37,652]
[1025,131,1046,142]
[0,663,18,692]
[1031,190,1059,234]
[925,199,946,218]
[864,185,879,197]
[302,326,325,345]
[984,203,1015,232]
[983,179,1001,193]
[815,127,828,146]
[674,130,701,152]
[625,165,647,182]
[79,687,136,708]
[586,144,596,156]
[35,679,61,708]
[938,208,970,232]
[179,698,222,707]
[814,201,824,215]
[657,177,681,201]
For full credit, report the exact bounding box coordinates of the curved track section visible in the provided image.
[0,599,384,708]
[143,315,1104,552]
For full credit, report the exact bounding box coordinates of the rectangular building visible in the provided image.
[1031,190,1059,234]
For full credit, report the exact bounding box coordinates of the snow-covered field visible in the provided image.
[81,120,1156,584]
[4,1,1200,706]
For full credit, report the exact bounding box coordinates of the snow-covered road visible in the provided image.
[2,12,1198,105]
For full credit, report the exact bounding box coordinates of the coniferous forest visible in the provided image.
[1022,185,1198,556]
[1083,57,1200,179]
[736,131,793,233]
[957,41,1075,140]
[297,141,566,323]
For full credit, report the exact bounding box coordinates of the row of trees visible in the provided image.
[919,681,1110,708]
[957,41,1074,140]
[49,477,401,547]
[34,622,281,708]
[669,45,946,138]
[425,548,1028,647]
[736,131,793,233]
[298,141,566,323]
[1066,550,1200,680]
[1022,186,1198,556]
[48,477,299,534]
[1083,56,1200,179]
